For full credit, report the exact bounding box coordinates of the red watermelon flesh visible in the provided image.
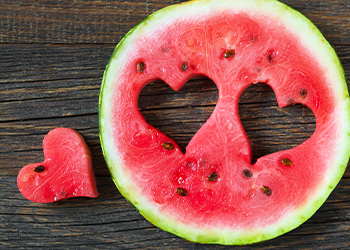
[99,0,350,245]
[17,128,99,203]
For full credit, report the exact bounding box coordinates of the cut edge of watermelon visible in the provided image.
[99,0,350,245]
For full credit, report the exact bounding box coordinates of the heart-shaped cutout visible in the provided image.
[139,77,219,153]
[239,83,316,163]
[17,128,99,203]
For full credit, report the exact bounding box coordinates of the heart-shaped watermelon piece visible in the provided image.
[17,128,99,203]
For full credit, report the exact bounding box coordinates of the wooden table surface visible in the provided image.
[1,0,349,249]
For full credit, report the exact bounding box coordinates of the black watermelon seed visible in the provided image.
[223,49,235,58]
[34,165,45,173]
[281,158,293,166]
[162,142,174,150]
[181,62,188,72]
[300,89,307,99]
[243,169,253,178]
[137,62,145,73]
[267,50,275,63]
[261,186,272,196]
[207,172,218,181]
[176,188,187,196]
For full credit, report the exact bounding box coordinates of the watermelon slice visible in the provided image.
[99,0,350,245]
[17,128,99,203]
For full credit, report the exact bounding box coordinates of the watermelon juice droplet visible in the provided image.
[246,188,256,198]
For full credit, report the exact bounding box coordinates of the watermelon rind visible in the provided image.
[99,0,350,245]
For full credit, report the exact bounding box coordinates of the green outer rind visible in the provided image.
[99,0,350,245]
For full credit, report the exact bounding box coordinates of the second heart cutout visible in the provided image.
[239,83,316,164]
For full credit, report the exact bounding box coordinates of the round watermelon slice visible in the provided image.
[99,0,350,245]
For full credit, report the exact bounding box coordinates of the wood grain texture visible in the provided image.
[0,0,349,44]
[1,0,350,249]
[1,176,349,249]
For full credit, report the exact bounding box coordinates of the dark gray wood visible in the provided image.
[1,0,350,249]
[0,176,349,249]
[0,0,349,45]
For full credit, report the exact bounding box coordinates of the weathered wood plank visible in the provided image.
[0,175,349,249]
[0,0,183,44]
[0,0,349,45]
[0,44,113,102]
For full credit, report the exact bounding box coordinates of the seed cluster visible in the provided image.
[174,166,277,197]
[175,170,219,197]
